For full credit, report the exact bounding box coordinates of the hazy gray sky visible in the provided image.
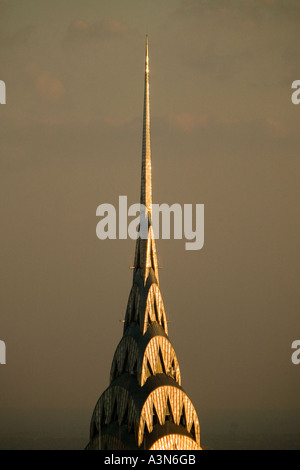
[0,0,300,446]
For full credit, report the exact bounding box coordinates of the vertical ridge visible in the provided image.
[134,36,159,285]
[141,35,152,214]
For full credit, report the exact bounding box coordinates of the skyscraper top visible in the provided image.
[135,36,159,285]
[140,34,152,215]
[86,37,201,451]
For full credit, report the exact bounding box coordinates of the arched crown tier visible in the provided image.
[110,325,181,386]
[124,273,168,336]
[90,375,200,449]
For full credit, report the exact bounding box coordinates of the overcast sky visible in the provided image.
[0,0,300,446]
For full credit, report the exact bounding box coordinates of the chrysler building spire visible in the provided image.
[86,37,201,451]
[141,35,151,213]
[134,35,159,285]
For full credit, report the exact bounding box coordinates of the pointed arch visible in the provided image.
[139,385,200,446]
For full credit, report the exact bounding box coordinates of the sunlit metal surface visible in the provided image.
[149,435,201,451]
[86,36,201,451]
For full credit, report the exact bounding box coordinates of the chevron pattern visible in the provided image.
[86,37,201,451]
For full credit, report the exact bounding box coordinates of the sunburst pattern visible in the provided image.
[86,36,201,451]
